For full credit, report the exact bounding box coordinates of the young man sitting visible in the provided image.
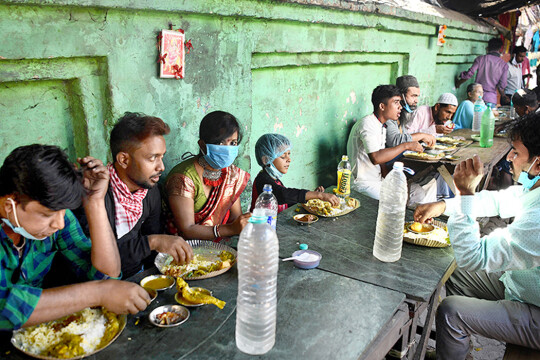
[0,145,149,330]
[406,93,458,135]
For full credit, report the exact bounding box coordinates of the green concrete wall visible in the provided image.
[0,0,494,208]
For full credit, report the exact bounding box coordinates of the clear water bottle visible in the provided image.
[253,184,278,230]
[472,96,485,132]
[236,215,279,355]
[510,98,516,120]
[373,162,408,263]
[336,155,352,198]
[480,105,495,148]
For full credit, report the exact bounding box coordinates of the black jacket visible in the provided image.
[252,170,308,210]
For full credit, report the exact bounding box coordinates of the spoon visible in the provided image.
[282,252,319,262]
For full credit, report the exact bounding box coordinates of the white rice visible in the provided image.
[14,308,107,355]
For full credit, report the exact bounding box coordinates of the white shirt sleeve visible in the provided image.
[359,116,383,154]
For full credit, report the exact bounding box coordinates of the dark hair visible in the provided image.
[0,145,84,210]
[110,112,170,160]
[371,85,401,114]
[466,83,481,94]
[508,113,540,160]
[199,111,242,145]
[487,38,503,52]
[513,45,527,54]
[512,89,537,108]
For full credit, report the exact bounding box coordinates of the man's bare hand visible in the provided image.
[314,186,325,192]
[407,141,424,153]
[321,192,340,207]
[414,201,446,224]
[99,280,150,314]
[78,157,109,202]
[148,235,194,264]
[454,155,484,195]
[420,134,436,147]
[436,125,453,135]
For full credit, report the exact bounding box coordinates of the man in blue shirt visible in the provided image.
[414,113,540,359]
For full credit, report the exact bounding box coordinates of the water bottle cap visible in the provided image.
[341,155,349,161]
[393,162,404,171]
[299,243,308,250]
[248,215,267,224]
[263,184,273,192]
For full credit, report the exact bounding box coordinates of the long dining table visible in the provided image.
[2,191,455,360]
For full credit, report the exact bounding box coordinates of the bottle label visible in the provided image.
[267,215,277,230]
[336,169,351,196]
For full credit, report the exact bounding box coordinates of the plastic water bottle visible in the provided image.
[236,215,279,355]
[480,106,495,148]
[373,162,408,262]
[336,155,352,198]
[510,98,516,120]
[253,184,278,230]
[472,96,485,132]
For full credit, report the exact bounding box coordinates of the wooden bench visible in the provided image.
[503,344,540,360]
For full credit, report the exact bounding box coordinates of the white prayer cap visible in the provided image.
[437,93,458,107]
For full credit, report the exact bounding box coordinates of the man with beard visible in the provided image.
[76,112,193,278]
[414,114,540,359]
[406,93,458,135]
[386,75,436,148]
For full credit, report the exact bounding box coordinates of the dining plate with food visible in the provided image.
[436,136,468,145]
[293,213,318,224]
[11,308,126,360]
[403,221,450,248]
[402,151,444,161]
[155,240,237,280]
[301,197,359,217]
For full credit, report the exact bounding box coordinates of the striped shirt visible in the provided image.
[0,210,113,330]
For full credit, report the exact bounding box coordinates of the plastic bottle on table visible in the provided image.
[253,184,278,230]
[480,105,495,148]
[373,162,408,263]
[236,215,279,355]
[510,98,516,120]
[336,155,352,198]
[472,96,486,132]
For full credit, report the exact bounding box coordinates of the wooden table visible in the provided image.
[2,248,408,359]
[403,128,512,193]
[276,192,456,359]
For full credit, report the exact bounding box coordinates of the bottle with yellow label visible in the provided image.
[336,155,352,198]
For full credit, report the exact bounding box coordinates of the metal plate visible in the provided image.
[155,240,237,280]
[293,214,319,224]
[148,305,189,328]
[175,287,212,307]
[11,310,127,360]
[403,220,450,248]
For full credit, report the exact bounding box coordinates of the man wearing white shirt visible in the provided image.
[501,46,527,106]
[347,85,435,204]
[414,113,540,359]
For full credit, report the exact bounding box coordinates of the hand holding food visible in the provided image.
[320,192,340,207]
[413,201,446,224]
[406,141,424,153]
[176,278,226,309]
[148,235,194,264]
[99,280,150,314]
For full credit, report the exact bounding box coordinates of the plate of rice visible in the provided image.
[11,307,126,360]
[155,240,237,280]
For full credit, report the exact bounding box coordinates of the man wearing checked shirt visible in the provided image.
[414,114,540,359]
[0,145,150,330]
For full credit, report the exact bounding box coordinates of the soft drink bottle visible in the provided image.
[336,155,352,198]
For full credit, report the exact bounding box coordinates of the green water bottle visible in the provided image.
[480,105,495,148]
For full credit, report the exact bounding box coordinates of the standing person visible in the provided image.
[164,111,251,241]
[251,133,339,213]
[386,75,436,148]
[406,93,458,135]
[453,83,484,129]
[75,112,193,279]
[347,85,436,204]
[414,114,540,359]
[501,46,527,105]
[456,37,508,107]
[0,145,149,330]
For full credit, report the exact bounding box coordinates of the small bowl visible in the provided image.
[175,287,212,307]
[143,287,158,303]
[140,275,175,291]
[293,214,319,225]
[149,305,190,327]
[407,222,435,234]
[471,134,480,142]
[292,250,322,269]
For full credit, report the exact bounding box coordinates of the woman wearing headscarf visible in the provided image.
[164,111,251,241]
[251,133,339,213]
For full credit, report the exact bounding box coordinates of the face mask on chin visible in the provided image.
[517,157,540,191]
[1,198,47,240]
[402,95,417,113]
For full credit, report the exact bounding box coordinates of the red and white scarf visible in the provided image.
[107,164,148,238]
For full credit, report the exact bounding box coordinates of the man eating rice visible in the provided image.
[0,144,150,330]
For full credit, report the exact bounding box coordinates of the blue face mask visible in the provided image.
[265,164,284,180]
[1,199,47,240]
[517,158,540,191]
[203,143,239,170]
[402,95,416,113]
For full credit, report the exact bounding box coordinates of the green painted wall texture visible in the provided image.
[0,0,494,208]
